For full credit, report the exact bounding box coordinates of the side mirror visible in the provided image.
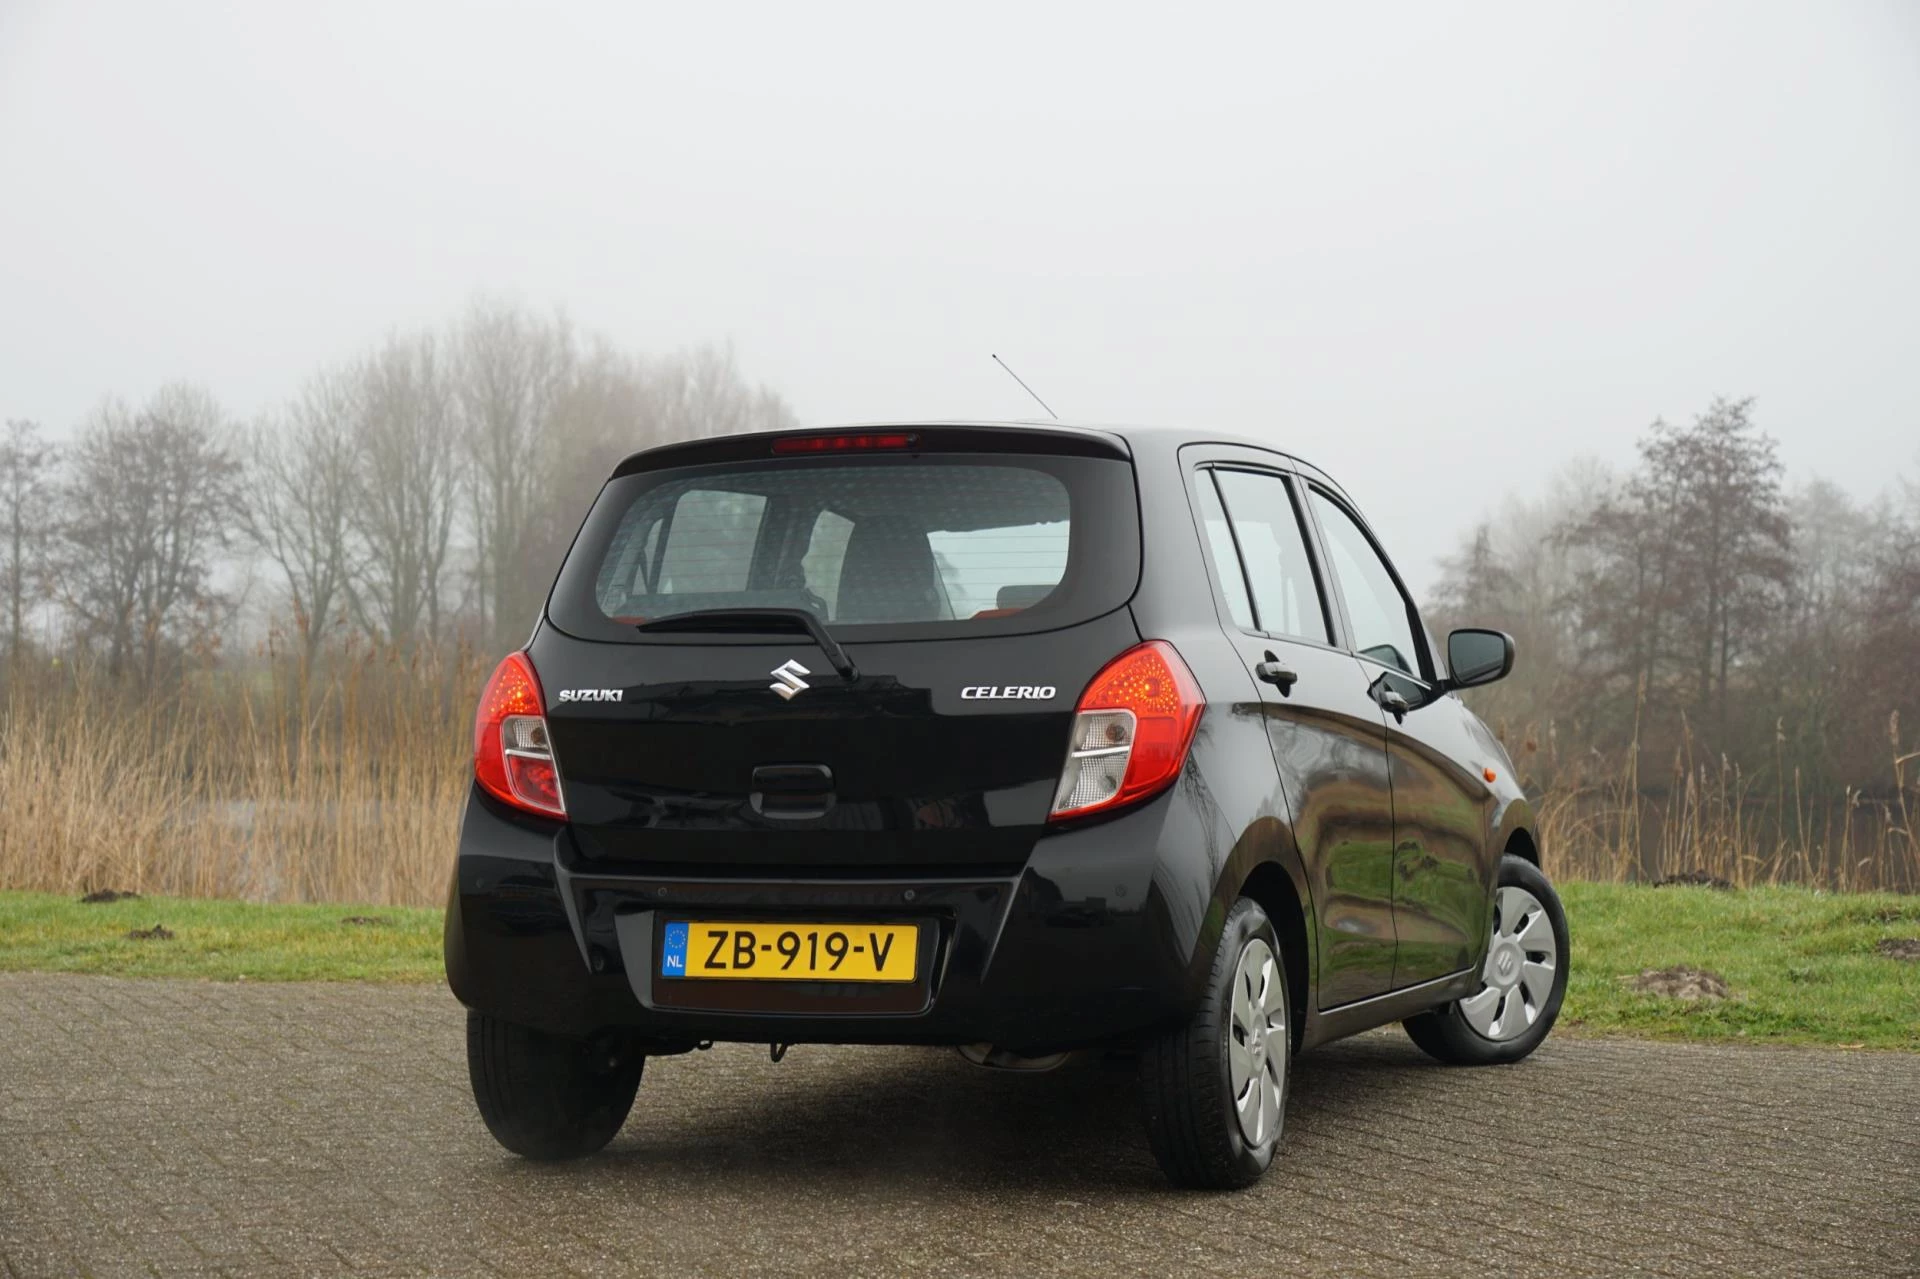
[1445,628,1514,690]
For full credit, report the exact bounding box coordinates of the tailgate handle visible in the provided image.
[751,763,835,820]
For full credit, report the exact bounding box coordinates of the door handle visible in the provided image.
[1255,652,1298,696]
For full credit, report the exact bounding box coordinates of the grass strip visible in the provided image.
[0,891,443,983]
[1558,882,1919,1050]
[2,884,1915,1048]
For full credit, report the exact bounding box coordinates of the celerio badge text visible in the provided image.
[960,685,1056,701]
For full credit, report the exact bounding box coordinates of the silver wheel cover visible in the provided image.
[1460,886,1558,1042]
[1227,937,1288,1147]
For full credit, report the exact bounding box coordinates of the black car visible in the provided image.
[445,421,1569,1189]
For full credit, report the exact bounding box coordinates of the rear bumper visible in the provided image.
[444,785,1211,1054]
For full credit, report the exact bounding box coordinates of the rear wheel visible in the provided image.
[1403,854,1568,1065]
[1140,897,1290,1189]
[466,1011,645,1159]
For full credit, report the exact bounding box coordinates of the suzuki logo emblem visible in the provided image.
[769,659,812,700]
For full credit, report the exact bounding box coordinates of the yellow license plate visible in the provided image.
[660,921,919,983]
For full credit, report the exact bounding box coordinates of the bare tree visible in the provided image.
[453,300,574,648]
[1560,399,1791,742]
[345,333,458,649]
[1851,482,1920,786]
[0,419,59,662]
[1659,399,1793,733]
[533,342,651,568]
[55,386,243,681]
[645,343,797,444]
[1429,458,1613,744]
[242,369,358,665]
[451,320,800,650]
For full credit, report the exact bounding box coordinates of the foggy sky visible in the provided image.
[3,1,1917,594]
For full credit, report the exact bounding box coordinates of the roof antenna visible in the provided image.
[992,354,1058,420]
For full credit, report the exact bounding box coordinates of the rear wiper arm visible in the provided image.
[634,608,858,683]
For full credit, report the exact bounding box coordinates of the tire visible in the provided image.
[1403,853,1569,1066]
[466,1011,645,1160]
[1140,897,1291,1190]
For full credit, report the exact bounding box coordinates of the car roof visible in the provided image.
[611,418,1347,498]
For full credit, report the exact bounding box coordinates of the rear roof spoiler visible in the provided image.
[610,423,1131,478]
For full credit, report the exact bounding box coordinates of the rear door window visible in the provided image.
[1191,471,1255,631]
[1212,469,1331,644]
[552,453,1139,641]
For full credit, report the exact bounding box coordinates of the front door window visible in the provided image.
[1307,490,1423,678]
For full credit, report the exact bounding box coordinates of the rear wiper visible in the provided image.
[634,608,858,683]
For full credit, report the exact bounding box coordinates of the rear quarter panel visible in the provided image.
[1120,432,1321,1010]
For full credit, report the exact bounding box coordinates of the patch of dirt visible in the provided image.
[124,924,175,941]
[1631,966,1731,1000]
[341,916,391,927]
[80,889,141,904]
[1876,938,1920,962]
[1652,871,1734,890]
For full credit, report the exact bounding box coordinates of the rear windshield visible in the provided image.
[547,453,1140,642]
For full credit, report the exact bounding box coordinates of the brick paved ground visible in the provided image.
[0,972,1914,1278]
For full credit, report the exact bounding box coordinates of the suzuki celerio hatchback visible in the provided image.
[446,422,1569,1189]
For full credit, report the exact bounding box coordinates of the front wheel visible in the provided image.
[1403,853,1569,1065]
[466,1011,645,1159]
[1140,897,1291,1189]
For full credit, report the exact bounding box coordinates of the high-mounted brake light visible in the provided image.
[473,652,566,819]
[1050,640,1204,821]
[771,432,919,454]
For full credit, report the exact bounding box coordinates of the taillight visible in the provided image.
[473,652,566,819]
[1050,640,1204,821]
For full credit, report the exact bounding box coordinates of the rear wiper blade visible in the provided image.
[634,608,858,683]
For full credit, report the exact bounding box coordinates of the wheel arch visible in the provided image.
[1491,793,1541,873]
[1235,860,1311,1053]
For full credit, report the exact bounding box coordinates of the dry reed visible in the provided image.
[1527,707,1918,893]
[3,648,1916,905]
[0,644,477,906]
